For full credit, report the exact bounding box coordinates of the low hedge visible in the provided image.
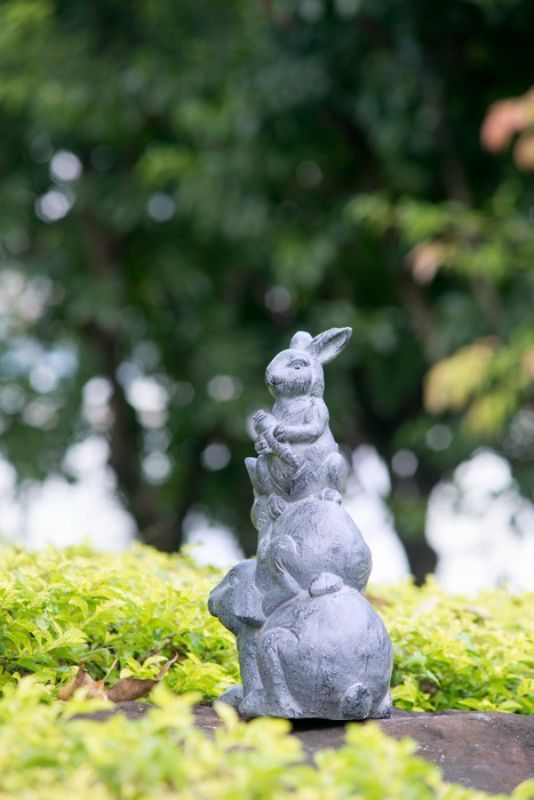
[2,681,533,800]
[0,544,532,799]
[1,544,532,713]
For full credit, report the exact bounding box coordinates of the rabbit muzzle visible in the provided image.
[265,370,282,387]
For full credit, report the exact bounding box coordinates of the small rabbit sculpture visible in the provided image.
[240,572,392,720]
[208,326,393,721]
[246,327,351,520]
[208,559,264,709]
[259,497,372,616]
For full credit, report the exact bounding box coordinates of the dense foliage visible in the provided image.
[4,683,534,800]
[0,545,532,714]
[0,545,533,799]
[0,0,533,578]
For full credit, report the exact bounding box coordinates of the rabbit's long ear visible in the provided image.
[309,327,352,364]
[290,331,313,350]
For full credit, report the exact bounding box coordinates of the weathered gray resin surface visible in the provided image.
[208,327,393,720]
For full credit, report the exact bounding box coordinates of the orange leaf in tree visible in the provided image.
[408,240,448,285]
[514,133,534,171]
[521,347,534,378]
[424,338,499,415]
[481,98,528,152]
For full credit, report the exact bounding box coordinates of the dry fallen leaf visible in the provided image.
[59,653,182,703]
[58,664,107,701]
[105,677,159,703]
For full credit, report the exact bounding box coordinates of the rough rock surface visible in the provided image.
[77,703,534,795]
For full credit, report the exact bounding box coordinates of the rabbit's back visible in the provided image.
[260,586,392,718]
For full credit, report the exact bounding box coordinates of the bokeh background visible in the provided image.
[0,0,533,591]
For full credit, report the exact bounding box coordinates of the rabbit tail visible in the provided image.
[340,682,373,720]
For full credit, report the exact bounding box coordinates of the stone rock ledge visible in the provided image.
[76,703,534,795]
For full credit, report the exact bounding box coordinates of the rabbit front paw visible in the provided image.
[253,410,275,434]
[218,684,244,709]
[254,437,271,455]
[318,488,342,504]
[273,423,290,442]
[268,495,287,519]
[270,693,303,719]
[239,689,267,718]
[278,446,301,469]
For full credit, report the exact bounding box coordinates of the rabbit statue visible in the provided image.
[208,326,393,722]
[258,496,372,616]
[245,327,351,520]
[208,559,265,709]
[239,572,393,720]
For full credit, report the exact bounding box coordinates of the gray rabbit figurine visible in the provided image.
[240,572,393,720]
[246,327,351,520]
[208,559,264,709]
[208,326,393,721]
[259,497,372,616]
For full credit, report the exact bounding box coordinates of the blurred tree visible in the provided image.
[0,0,532,579]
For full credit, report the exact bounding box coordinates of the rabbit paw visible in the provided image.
[371,691,392,720]
[253,410,275,434]
[218,685,244,710]
[270,694,303,719]
[268,495,287,519]
[318,488,343,504]
[273,423,291,442]
[254,437,271,455]
[279,445,301,469]
[239,689,267,718]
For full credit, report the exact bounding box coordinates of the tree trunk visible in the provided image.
[402,537,438,586]
[77,208,186,551]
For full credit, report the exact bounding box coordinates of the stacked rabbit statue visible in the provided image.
[209,327,393,720]
[245,328,351,521]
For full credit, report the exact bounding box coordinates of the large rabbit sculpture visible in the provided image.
[209,327,393,720]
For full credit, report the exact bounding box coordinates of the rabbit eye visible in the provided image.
[290,360,306,370]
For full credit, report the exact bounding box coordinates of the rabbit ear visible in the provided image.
[289,331,313,350]
[309,327,352,364]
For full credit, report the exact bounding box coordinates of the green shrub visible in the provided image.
[379,580,534,714]
[0,680,533,800]
[0,543,238,699]
[0,544,533,799]
[0,543,532,714]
